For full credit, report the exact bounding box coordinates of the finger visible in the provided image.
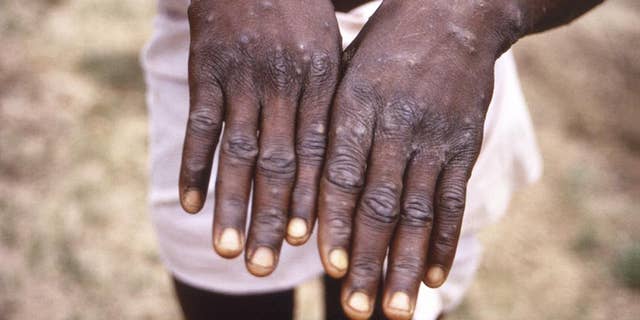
[341,137,410,320]
[287,53,338,246]
[179,58,224,214]
[317,88,375,278]
[245,52,300,276]
[424,158,474,288]
[212,92,259,258]
[383,155,440,320]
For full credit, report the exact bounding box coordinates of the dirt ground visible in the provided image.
[0,1,638,319]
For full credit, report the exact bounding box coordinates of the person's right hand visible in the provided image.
[179,0,341,277]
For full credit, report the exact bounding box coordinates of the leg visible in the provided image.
[173,276,294,320]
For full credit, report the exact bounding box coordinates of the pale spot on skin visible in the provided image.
[351,122,366,137]
[447,22,477,53]
[239,34,250,45]
[259,0,273,9]
[324,194,336,203]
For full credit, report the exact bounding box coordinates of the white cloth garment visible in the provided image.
[142,1,542,318]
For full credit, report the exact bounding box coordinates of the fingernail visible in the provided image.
[388,291,411,312]
[426,266,446,287]
[249,247,275,276]
[348,291,371,313]
[182,188,203,213]
[216,228,241,255]
[287,218,308,239]
[329,248,348,271]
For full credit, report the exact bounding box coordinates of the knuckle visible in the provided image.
[222,133,259,163]
[401,193,434,225]
[438,184,466,216]
[253,208,286,235]
[385,98,423,129]
[183,156,209,176]
[265,47,297,91]
[218,194,246,212]
[257,147,296,179]
[188,108,222,136]
[308,51,337,83]
[433,231,458,255]
[340,81,380,110]
[360,183,400,225]
[190,44,230,77]
[325,214,352,242]
[292,184,313,203]
[296,125,327,164]
[325,148,365,192]
[350,255,383,280]
[390,255,423,275]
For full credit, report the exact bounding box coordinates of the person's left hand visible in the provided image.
[316,0,520,318]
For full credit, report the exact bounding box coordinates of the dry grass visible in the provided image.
[0,0,638,319]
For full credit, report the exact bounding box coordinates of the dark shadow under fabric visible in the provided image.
[173,274,389,320]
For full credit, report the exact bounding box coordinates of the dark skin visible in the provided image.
[180,0,342,275]
[180,0,604,318]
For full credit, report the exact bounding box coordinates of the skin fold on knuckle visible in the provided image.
[256,147,296,181]
[222,133,259,165]
[264,46,298,94]
[438,183,467,216]
[350,254,384,285]
[189,42,232,81]
[291,184,314,204]
[296,126,326,165]
[431,230,459,260]
[307,51,338,85]
[251,208,286,242]
[323,213,352,244]
[401,193,435,227]
[188,108,223,138]
[385,99,423,131]
[389,255,424,279]
[359,182,401,227]
[325,148,366,193]
[216,195,246,215]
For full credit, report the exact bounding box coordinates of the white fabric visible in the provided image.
[142,0,542,317]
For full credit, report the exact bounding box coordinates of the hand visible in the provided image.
[179,0,341,276]
[316,1,518,318]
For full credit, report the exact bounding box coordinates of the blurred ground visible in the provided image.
[0,1,638,319]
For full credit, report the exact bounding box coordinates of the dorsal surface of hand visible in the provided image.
[317,1,520,319]
[179,0,342,277]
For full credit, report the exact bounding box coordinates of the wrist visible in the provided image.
[381,0,526,57]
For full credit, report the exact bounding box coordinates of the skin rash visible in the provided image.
[178,0,604,319]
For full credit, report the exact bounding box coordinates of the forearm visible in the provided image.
[515,0,605,36]
[377,0,605,56]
